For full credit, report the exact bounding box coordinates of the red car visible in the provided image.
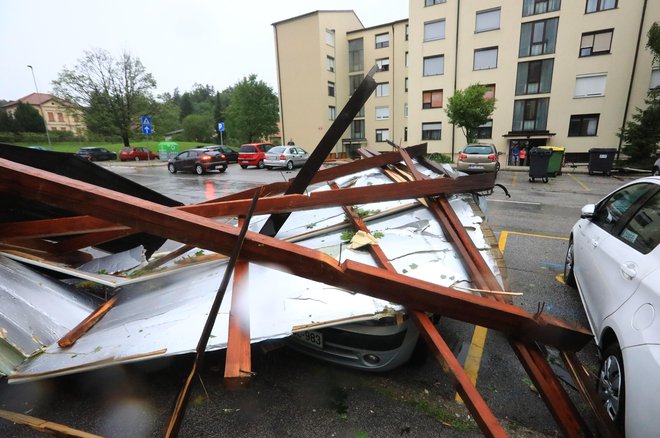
[119,146,159,161]
[238,142,275,169]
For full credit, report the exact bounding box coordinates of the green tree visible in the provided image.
[0,110,16,132]
[445,84,496,144]
[151,100,181,136]
[619,24,660,161]
[225,75,279,144]
[182,113,213,142]
[53,48,156,146]
[179,93,194,121]
[14,102,46,133]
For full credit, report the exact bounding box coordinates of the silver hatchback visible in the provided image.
[456,143,501,174]
[264,146,309,170]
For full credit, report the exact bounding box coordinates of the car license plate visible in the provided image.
[468,165,484,169]
[293,330,323,348]
[241,160,249,164]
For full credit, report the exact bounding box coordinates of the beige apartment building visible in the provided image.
[273,1,659,162]
[2,93,86,135]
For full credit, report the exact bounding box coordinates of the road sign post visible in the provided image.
[142,116,154,159]
[218,122,225,145]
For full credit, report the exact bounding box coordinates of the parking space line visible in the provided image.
[457,230,569,402]
[511,171,517,188]
[568,174,591,191]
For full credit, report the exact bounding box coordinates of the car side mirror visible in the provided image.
[580,204,595,219]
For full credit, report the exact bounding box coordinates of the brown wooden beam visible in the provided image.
[0,216,125,241]
[58,295,120,348]
[0,409,102,438]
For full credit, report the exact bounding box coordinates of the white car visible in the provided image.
[264,146,309,170]
[564,176,660,436]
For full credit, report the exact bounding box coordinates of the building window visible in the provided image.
[327,56,335,72]
[476,8,500,33]
[422,122,442,140]
[357,106,365,117]
[477,120,493,139]
[484,84,496,100]
[519,18,558,57]
[376,58,390,72]
[405,52,409,67]
[376,128,390,142]
[47,112,54,122]
[57,112,64,122]
[404,126,408,141]
[326,29,335,46]
[405,24,409,41]
[405,77,409,92]
[376,82,390,97]
[349,38,364,72]
[474,47,498,70]
[328,81,335,97]
[522,0,561,17]
[375,33,389,49]
[423,55,444,76]
[351,120,365,139]
[375,106,390,120]
[424,19,446,41]
[575,74,606,97]
[422,89,443,109]
[580,29,613,57]
[650,68,660,89]
[586,0,616,13]
[512,98,549,131]
[569,114,599,136]
[349,74,364,95]
[425,0,446,5]
[329,106,336,120]
[515,59,554,95]
[404,103,408,117]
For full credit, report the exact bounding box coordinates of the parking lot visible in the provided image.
[0,162,635,437]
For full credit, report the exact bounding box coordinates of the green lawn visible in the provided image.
[12,141,220,154]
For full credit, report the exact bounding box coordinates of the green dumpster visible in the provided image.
[157,142,180,161]
[539,146,565,177]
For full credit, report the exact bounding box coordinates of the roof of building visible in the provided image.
[347,18,408,35]
[1,93,54,108]
[272,10,362,28]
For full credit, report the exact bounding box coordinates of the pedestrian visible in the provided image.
[287,139,295,145]
[519,147,527,166]
[510,144,520,166]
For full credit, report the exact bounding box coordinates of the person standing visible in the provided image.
[510,144,520,166]
[519,147,527,166]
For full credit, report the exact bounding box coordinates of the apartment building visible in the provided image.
[273,1,659,161]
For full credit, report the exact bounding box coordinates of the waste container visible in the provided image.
[529,147,552,183]
[539,146,565,177]
[157,142,180,161]
[588,148,617,176]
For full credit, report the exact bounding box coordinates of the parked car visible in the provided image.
[264,146,310,170]
[238,142,275,169]
[75,147,117,161]
[456,143,500,174]
[167,148,227,175]
[27,146,49,151]
[202,145,239,163]
[652,157,659,176]
[564,176,660,435]
[119,146,159,161]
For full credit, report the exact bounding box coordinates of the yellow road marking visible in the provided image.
[569,174,591,191]
[456,230,568,402]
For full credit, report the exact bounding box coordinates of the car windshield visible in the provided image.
[464,146,493,154]
[240,145,256,153]
[269,147,286,154]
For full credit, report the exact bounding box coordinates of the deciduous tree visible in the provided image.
[14,102,46,133]
[445,84,496,144]
[225,75,279,144]
[182,113,213,142]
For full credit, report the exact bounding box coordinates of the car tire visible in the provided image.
[286,161,294,170]
[266,166,273,170]
[240,165,248,169]
[543,177,549,183]
[257,160,265,169]
[563,238,577,288]
[219,167,226,173]
[598,341,626,432]
[652,167,659,176]
[195,164,204,175]
[168,163,177,174]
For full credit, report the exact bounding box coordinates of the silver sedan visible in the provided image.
[264,146,309,170]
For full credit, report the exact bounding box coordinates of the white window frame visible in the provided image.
[327,56,335,72]
[423,55,444,76]
[574,74,607,98]
[375,128,390,142]
[375,106,390,120]
[325,29,335,47]
[329,106,336,120]
[376,82,390,97]
[474,47,498,70]
[424,19,446,42]
[421,122,442,140]
[376,58,390,72]
[476,8,501,33]
[651,67,660,89]
[375,33,389,49]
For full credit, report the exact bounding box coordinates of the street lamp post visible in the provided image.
[27,65,52,146]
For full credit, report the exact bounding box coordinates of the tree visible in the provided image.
[0,110,16,132]
[182,113,213,142]
[52,48,156,146]
[619,24,660,161]
[225,75,279,144]
[14,102,46,133]
[179,93,194,121]
[445,84,496,144]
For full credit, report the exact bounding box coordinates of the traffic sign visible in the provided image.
[218,122,225,132]
[142,125,153,135]
[141,116,152,125]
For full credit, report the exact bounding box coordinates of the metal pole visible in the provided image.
[27,65,52,146]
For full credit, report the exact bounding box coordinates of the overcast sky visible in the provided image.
[1,1,409,101]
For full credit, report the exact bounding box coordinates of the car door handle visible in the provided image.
[620,262,637,280]
[590,239,599,248]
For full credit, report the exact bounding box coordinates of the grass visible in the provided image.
[12,140,220,154]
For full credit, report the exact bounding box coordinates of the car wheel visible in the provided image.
[134,156,140,161]
[286,160,294,170]
[652,167,659,176]
[168,163,177,174]
[563,238,576,287]
[195,164,204,175]
[257,160,265,169]
[219,167,226,173]
[543,177,549,183]
[240,165,248,169]
[598,341,626,431]
[266,166,273,170]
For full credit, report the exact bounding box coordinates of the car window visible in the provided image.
[464,146,493,154]
[263,144,274,152]
[592,183,654,234]
[177,152,188,159]
[270,147,285,154]
[240,145,256,153]
[618,191,660,254]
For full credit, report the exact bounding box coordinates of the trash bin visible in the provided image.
[529,147,552,183]
[539,146,566,177]
[588,148,617,176]
[157,142,180,161]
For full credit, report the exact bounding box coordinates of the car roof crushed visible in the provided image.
[0,70,620,437]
